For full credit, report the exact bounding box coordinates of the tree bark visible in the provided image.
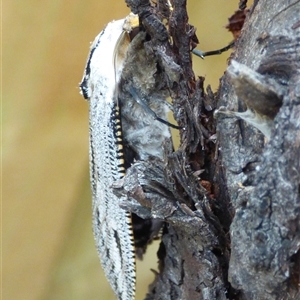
[119,0,300,299]
[217,1,300,299]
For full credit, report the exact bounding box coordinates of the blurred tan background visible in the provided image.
[3,0,241,299]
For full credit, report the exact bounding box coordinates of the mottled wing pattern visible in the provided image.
[80,19,136,300]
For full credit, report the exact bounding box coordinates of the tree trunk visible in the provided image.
[217,1,300,299]
[119,0,300,299]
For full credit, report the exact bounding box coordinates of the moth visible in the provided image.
[80,14,172,300]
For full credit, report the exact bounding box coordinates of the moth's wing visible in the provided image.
[113,13,138,104]
[80,19,136,300]
[114,29,130,84]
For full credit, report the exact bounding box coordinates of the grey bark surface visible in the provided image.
[118,0,300,299]
[217,1,300,299]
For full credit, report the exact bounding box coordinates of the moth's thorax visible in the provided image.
[119,31,171,159]
[121,32,160,94]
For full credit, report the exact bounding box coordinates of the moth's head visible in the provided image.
[123,31,167,95]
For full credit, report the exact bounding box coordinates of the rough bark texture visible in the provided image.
[118,0,300,299]
[217,1,300,299]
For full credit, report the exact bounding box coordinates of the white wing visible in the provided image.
[80,19,136,300]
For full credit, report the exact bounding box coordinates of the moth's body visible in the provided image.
[119,31,171,160]
[80,16,171,300]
